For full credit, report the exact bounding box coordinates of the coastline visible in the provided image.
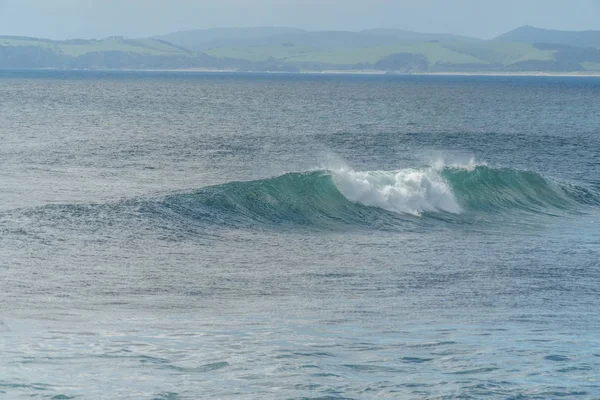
[119,68,600,77]
[3,67,600,77]
[312,70,600,77]
[107,68,600,77]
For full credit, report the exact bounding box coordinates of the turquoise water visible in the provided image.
[0,71,599,399]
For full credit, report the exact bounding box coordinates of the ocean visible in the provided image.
[0,70,599,399]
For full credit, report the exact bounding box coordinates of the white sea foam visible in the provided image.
[332,167,462,216]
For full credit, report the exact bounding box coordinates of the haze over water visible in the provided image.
[1,70,599,399]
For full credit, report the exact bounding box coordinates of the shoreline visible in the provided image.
[311,70,600,77]
[3,67,600,77]
[124,68,600,77]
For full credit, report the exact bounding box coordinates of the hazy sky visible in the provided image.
[0,0,599,40]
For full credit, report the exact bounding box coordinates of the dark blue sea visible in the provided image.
[0,70,599,399]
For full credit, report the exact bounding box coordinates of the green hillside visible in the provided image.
[443,42,556,65]
[0,36,188,57]
[205,42,486,65]
[203,41,568,70]
[1,27,600,73]
[493,26,600,48]
[164,27,600,72]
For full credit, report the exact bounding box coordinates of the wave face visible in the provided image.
[158,171,397,230]
[442,166,600,213]
[155,166,599,230]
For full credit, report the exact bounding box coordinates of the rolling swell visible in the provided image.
[156,166,599,230]
[442,166,600,213]
[158,171,399,230]
[12,166,596,233]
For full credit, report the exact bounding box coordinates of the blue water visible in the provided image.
[0,70,599,399]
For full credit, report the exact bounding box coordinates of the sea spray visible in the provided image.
[332,167,462,216]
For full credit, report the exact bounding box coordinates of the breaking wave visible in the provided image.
[153,165,599,229]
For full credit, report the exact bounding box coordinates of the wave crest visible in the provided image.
[332,168,461,216]
[154,165,598,229]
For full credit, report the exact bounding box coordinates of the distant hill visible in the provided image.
[1,26,600,73]
[156,27,480,51]
[357,29,479,43]
[0,35,230,70]
[156,27,307,52]
[0,35,189,57]
[493,26,600,48]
